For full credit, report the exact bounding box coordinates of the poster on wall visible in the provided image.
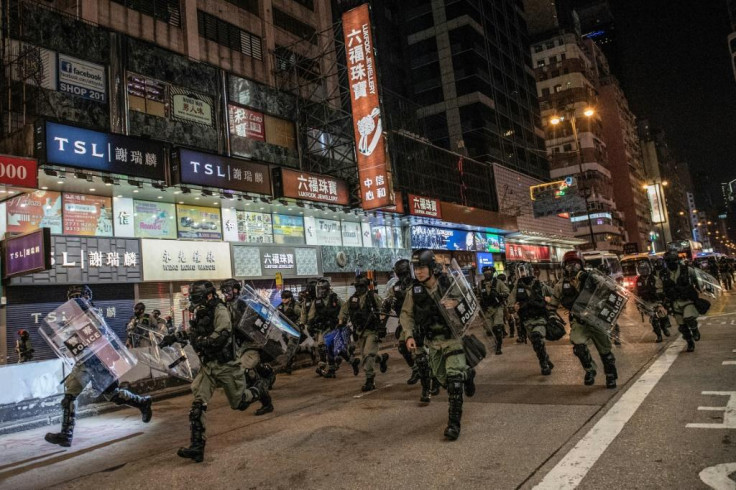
[57,53,106,103]
[141,239,232,282]
[236,211,273,243]
[62,193,113,236]
[176,204,222,240]
[134,200,177,239]
[6,190,62,234]
[341,221,363,247]
[171,86,213,126]
[304,217,342,246]
[410,225,473,251]
[506,244,551,262]
[272,214,305,245]
[228,104,265,140]
[473,232,505,253]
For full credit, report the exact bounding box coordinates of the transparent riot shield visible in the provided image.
[134,326,194,382]
[438,259,488,339]
[692,267,723,299]
[39,298,137,394]
[571,270,629,333]
[236,285,300,361]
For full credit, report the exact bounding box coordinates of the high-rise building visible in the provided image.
[729,0,736,83]
[574,0,620,77]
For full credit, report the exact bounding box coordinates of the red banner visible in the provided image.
[0,154,37,188]
[506,244,551,262]
[342,3,393,210]
[408,193,441,218]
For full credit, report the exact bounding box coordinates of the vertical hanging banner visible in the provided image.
[342,3,394,210]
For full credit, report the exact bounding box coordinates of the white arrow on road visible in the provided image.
[700,462,736,490]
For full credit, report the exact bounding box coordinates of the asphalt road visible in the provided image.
[1,294,734,490]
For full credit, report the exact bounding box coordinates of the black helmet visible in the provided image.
[152,309,161,316]
[481,265,496,274]
[281,289,293,300]
[497,273,507,282]
[134,302,145,315]
[18,329,29,339]
[394,259,411,278]
[67,285,93,301]
[353,276,370,295]
[663,251,679,263]
[220,278,242,296]
[190,280,217,306]
[411,249,440,276]
[316,279,331,299]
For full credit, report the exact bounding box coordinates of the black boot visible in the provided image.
[508,319,515,338]
[45,394,76,447]
[430,377,441,396]
[256,363,276,390]
[379,353,389,373]
[237,384,262,412]
[178,402,206,462]
[687,318,701,342]
[492,325,504,355]
[444,377,463,441]
[653,320,663,343]
[532,332,553,375]
[416,354,431,404]
[255,389,274,416]
[573,344,596,386]
[361,376,376,392]
[601,352,618,389]
[110,389,153,423]
[351,358,361,376]
[686,338,695,352]
[464,368,476,398]
[323,363,337,378]
[407,367,421,385]
[680,324,695,352]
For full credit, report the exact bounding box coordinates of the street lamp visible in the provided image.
[550,107,597,249]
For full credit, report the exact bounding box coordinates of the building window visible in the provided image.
[111,0,181,26]
[541,87,550,96]
[224,0,259,16]
[273,7,317,44]
[197,10,263,60]
[288,0,314,10]
[537,59,545,67]
[545,41,555,49]
[560,53,566,61]
[563,143,573,151]
[533,44,543,53]
[554,84,562,92]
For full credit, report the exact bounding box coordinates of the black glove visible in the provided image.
[394,324,403,340]
[159,334,178,348]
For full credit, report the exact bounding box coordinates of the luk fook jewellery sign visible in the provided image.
[141,239,232,281]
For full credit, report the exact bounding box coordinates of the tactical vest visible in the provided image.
[226,299,244,328]
[479,278,501,308]
[636,274,657,302]
[516,280,547,321]
[660,266,697,302]
[312,293,340,330]
[411,280,452,341]
[348,292,379,331]
[278,301,299,323]
[192,302,234,364]
[560,279,578,310]
[392,283,407,313]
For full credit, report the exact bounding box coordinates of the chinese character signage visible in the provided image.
[172,149,272,195]
[228,104,265,141]
[171,87,213,126]
[273,214,305,245]
[134,200,177,239]
[472,232,505,253]
[141,239,232,282]
[646,184,666,224]
[237,211,273,243]
[0,154,38,188]
[410,225,474,251]
[7,190,62,234]
[37,121,167,181]
[342,4,394,210]
[62,193,113,237]
[506,244,551,262]
[341,221,363,247]
[261,248,296,272]
[232,244,321,279]
[57,53,106,103]
[176,204,222,240]
[408,194,441,219]
[273,167,349,206]
[9,236,142,285]
[113,197,135,237]
[304,217,342,246]
[4,228,52,278]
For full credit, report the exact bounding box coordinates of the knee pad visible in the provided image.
[245,368,259,383]
[446,375,464,395]
[685,317,698,329]
[600,352,617,375]
[492,325,504,336]
[530,331,544,346]
[572,343,590,360]
[61,393,76,409]
[256,363,274,379]
[189,401,207,421]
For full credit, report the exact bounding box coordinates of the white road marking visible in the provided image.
[687,392,736,429]
[723,361,736,365]
[700,462,736,490]
[353,383,393,399]
[533,338,685,489]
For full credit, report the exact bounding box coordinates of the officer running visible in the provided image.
[279,289,303,374]
[635,260,671,343]
[45,286,153,448]
[400,249,476,441]
[160,280,263,463]
[339,276,389,391]
[659,251,702,352]
[303,279,343,378]
[126,302,152,348]
[477,265,510,355]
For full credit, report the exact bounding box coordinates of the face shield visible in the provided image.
[564,261,583,277]
[638,262,651,276]
[316,281,330,299]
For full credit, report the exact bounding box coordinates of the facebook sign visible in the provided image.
[35,121,167,182]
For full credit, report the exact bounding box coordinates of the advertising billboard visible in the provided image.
[134,200,177,239]
[176,204,222,240]
[4,228,52,278]
[62,193,113,236]
[6,190,62,234]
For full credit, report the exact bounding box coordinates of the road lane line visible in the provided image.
[723,361,736,365]
[534,338,685,489]
[699,462,736,490]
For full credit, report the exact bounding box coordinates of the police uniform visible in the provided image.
[279,298,303,373]
[478,276,510,354]
[508,277,555,375]
[15,332,33,363]
[383,280,425,385]
[659,264,700,351]
[126,312,153,348]
[303,290,343,377]
[636,271,671,342]
[339,288,388,390]
[550,272,617,388]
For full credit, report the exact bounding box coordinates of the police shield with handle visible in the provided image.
[400,250,482,441]
[508,262,556,376]
[43,285,152,448]
[338,275,389,392]
[634,260,671,343]
[126,302,154,348]
[477,265,510,355]
[279,289,303,374]
[158,280,264,463]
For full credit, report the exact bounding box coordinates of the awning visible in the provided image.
[506,230,586,248]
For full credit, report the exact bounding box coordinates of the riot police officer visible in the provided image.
[339,276,388,391]
[508,263,555,376]
[160,280,262,463]
[659,251,701,352]
[279,289,303,374]
[400,249,476,441]
[477,266,510,355]
[221,278,275,416]
[303,279,342,378]
[126,302,153,348]
[15,329,34,363]
[45,286,153,448]
[383,259,424,385]
[551,252,617,388]
[635,260,671,342]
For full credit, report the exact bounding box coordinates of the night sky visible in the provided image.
[604,1,736,201]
